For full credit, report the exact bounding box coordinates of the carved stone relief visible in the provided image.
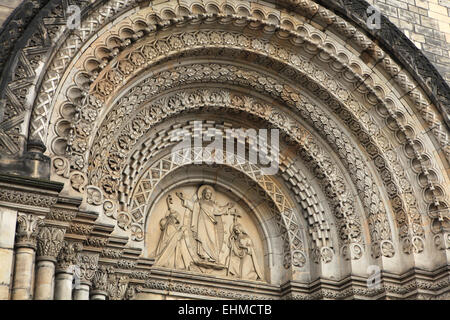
[147,185,265,282]
[40,10,448,264]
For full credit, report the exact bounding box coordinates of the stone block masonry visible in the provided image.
[368,0,450,84]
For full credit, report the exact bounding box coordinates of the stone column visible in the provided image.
[54,271,73,300]
[54,241,83,300]
[90,291,107,300]
[72,252,98,300]
[34,227,65,300]
[12,213,44,300]
[0,207,18,300]
[73,283,90,300]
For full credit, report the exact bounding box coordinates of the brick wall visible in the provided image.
[367,0,450,85]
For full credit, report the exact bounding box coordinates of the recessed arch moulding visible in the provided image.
[0,0,449,300]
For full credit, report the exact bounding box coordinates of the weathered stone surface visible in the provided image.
[0,208,17,249]
[0,0,448,300]
[0,248,14,300]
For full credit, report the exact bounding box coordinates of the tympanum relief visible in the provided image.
[146,185,265,282]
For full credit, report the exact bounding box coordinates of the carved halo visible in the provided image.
[198,185,216,202]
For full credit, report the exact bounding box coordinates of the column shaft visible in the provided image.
[0,207,17,300]
[90,291,107,300]
[54,271,73,300]
[11,247,35,300]
[73,283,90,300]
[34,258,56,300]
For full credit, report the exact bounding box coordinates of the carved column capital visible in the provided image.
[56,241,83,271]
[36,226,66,261]
[92,265,114,293]
[15,213,45,248]
[76,252,99,284]
[107,274,129,300]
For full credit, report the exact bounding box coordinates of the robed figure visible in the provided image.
[176,185,234,265]
[154,194,193,269]
[226,223,263,281]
